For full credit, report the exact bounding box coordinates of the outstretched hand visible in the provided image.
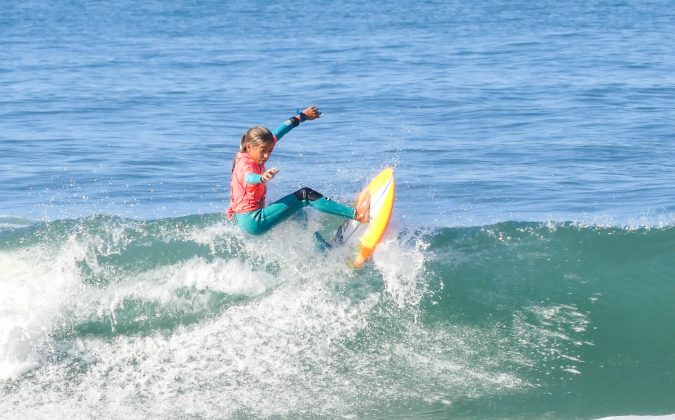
[262,167,279,183]
[301,106,322,120]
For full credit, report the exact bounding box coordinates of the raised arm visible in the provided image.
[272,106,322,142]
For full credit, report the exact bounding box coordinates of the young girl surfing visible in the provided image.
[227,106,370,236]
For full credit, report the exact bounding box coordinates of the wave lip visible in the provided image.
[0,216,34,230]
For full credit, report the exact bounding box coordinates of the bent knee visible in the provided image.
[293,187,323,202]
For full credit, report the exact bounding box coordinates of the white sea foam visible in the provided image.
[373,222,428,308]
[0,242,84,380]
[0,215,446,418]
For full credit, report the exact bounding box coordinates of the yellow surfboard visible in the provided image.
[335,167,395,268]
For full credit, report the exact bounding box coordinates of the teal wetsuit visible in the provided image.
[232,118,356,236]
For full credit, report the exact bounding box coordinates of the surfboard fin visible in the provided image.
[313,231,333,253]
[334,222,346,244]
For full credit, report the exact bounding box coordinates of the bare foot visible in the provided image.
[355,191,370,223]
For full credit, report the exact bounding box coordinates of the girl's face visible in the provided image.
[247,143,275,165]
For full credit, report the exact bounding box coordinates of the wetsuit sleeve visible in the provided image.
[245,172,264,184]
[272,117,300,142]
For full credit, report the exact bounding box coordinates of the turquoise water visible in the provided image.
[2,1,675,418]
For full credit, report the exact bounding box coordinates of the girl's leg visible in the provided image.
[235,187,356,235]
[235,193,303,235]
[295,187,356,219]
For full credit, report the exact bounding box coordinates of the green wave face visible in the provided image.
[1,217,674,418]
[423,222,675,417]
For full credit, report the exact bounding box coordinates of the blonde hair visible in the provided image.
[240,126,274,152]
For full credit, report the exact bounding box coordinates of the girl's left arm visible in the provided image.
[272,106,322,142]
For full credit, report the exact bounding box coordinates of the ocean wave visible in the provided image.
[1,215,674,417]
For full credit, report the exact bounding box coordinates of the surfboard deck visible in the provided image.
[334,167,395,268]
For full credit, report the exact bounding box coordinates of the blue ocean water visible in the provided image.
[2,1,675,419]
